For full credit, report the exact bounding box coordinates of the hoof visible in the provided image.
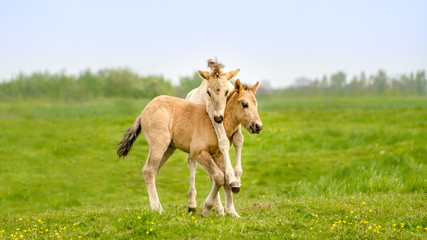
[188,207,197,213]
[230,182,240,194]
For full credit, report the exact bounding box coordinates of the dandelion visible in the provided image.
[78,236,82,239]
[315,215,318,218]
[151,221,154,225]
[137,216,141,220]
[350,211,354,214]
[191,216,194,219]
[362,201,366,205]
[20,235,23,239]
[368,226,372,230]
[369,209,372,213]
[19,218,23,221]
[194,220,198,223]
[394,229,396,231]
[343,220,346,224]
[210,220,213,224]
[310,227,313,230]
[17,228,20,231]
[150,228,153,231]
[146,231,149,235]
[416,226,420,229]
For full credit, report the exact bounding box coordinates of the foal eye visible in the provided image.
[242,102,248,108]
[225,90,229,96]
[207,91,211,97]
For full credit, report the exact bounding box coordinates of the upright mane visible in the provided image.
[207,58,225,79]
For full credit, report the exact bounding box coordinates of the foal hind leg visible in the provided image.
[142,144,169,213]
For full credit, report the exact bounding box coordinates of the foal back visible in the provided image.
[140,95,216,154]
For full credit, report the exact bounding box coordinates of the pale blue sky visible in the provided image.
[1,0,426,87]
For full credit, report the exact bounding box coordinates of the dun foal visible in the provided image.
[117,80,262,217]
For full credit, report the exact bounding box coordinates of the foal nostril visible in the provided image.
[254,123,262,133]
[214,115,223,124]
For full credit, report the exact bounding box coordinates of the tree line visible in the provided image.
[0,68,200,100]
[284,70,427,96]
[0,68,425,100]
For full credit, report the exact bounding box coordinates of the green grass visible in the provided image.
[0,96,426,239]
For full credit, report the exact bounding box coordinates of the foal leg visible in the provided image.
[232,126,244,185]
[142,144,169,213]
[191,151,225,217]
[188,155,224,214]
[211,122,240,193]
[187,155,198,212]
[224,184,240,217]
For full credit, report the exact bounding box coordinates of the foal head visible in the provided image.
[229,80,263,134]
[198,58,240,124]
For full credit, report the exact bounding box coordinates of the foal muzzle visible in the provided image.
[214,115,224,124]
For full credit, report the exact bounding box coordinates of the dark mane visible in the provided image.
[207,58,224,78]
[226,84,250,103]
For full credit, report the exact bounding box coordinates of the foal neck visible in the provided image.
[223,93,240,139]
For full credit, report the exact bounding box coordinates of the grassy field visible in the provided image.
[0,96,426,239]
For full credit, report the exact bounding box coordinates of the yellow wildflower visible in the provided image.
[137,216,141,219]
[150,228,153,231]
[362,201,366,205]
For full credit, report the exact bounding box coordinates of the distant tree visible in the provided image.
[257,80,274,94]
[175,72,203,98]
[371,70,388,94]
[330,71,346,93]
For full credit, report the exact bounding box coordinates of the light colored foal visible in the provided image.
[185,60,244,214]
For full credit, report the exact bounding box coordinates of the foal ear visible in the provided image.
[234,79,243,94]
[250,81,260,94]
[198,70,210,80]
[225,68,240,81]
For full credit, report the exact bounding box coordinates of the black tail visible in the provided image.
[117,116,142,158]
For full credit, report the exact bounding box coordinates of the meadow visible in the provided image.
[0,96,426,239]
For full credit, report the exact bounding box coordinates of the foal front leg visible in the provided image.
[191,151,225,217]
[224,184,240,217]
[188,155,224,214]
[211,121,240,193]
[187,155,198,212]
[232,126,244,184]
